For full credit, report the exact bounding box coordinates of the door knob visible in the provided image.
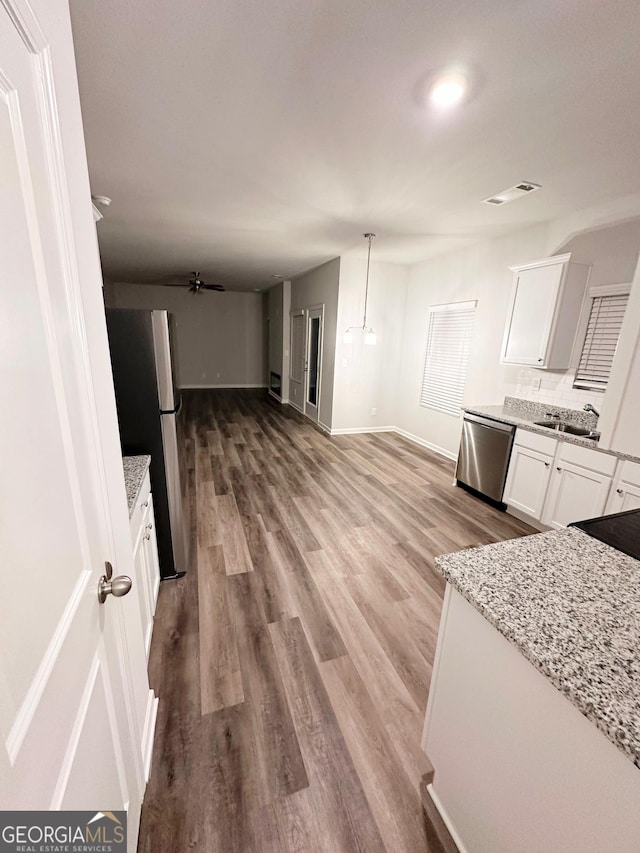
[98,572,132,604]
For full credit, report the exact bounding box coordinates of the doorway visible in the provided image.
[304,306,323,424]
[288,305,324,425]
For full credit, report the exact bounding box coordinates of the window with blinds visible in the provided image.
[420,300,477,416]
[573,293,628,390]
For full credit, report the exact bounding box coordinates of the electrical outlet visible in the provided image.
[371,407,377,416]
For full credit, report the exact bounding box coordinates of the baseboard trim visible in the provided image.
[394,427,458,461]
[419,775,465,853]
[268,390,289,404]
[329,425,396,436]
[142,690,159,784]
[506,505,549,532]
[288,400,303,414]
[180,383,268,390]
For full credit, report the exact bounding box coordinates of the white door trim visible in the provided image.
[303,304,324,424]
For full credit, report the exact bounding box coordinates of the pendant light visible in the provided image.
[343,232,377,345]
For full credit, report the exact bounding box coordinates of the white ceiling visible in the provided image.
[70,0,640,291]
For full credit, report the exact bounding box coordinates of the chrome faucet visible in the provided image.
[583,403,600,418]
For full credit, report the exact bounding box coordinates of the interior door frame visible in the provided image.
[303,304,324,424]
[0,0,151,841]
[288,309,305,413]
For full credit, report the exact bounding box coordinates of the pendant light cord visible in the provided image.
[363,232,374,329]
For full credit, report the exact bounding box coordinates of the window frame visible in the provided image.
[571,283,630,392]
[419,299,477,417]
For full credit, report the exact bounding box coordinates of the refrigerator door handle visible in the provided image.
[160,392,182,416]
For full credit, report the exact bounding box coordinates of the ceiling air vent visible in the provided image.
[483,181,541,206]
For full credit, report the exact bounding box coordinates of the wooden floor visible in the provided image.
[138,390,534,852]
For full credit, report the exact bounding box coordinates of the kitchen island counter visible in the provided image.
[421,528,640,852]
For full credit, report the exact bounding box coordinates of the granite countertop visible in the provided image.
[464,402,640,464]
[122,455,151,517]
[436,528,640,768]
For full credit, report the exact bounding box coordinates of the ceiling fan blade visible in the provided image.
[158,282,190,287]
[201,284,226,291]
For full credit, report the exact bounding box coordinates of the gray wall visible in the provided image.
[267,280,292,401]
[290,258,340,428]
[333,256,409,431]
[106,282,267,388]
[268,282,284,393]
[557,218,640,288]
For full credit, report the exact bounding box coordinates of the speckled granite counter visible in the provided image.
[464,401,640,463]
[435,528,640,768]
[122,455,151,517]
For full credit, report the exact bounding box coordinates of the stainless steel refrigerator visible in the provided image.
[106,309,190,580]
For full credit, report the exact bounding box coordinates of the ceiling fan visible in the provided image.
[160,272,225,294]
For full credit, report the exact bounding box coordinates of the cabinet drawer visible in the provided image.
[130,470,152,534]
[617,459,640,488]
[514,427,558,456]
[558,442,616,477]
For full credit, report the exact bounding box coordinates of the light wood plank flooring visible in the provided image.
[138,390,534,852]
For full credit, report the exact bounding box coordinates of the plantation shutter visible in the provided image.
[420,301,476,416]
[574,294,628,390]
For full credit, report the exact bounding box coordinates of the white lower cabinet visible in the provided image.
[542,462,613,529]
[504,445,553,519]
[506,429,619,528]
[130,471,161,659]
[604,459,640,514]
[541,441,615,529]
[504,428,557,520]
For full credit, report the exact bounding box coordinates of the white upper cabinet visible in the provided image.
[501,253,591,369]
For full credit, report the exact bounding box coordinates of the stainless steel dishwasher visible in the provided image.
[455,413,516,505]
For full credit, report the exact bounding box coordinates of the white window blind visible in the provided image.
[420,301,476,416]
[574,293,628,390]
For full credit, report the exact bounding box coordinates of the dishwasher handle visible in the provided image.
[462,412,515,433]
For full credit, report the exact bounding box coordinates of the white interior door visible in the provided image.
[0,1,147,849]
[304,306,324,424]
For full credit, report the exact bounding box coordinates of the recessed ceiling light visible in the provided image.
[254,288,262,292]
[272,274,283,279]
[429,72,468,107]
[483,182,541,206]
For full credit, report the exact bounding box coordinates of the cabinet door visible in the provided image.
[605,481,640,514]
[504,446,553,519]
[133,530,154,659]
[543,462,612,530]
[502,263,563,366]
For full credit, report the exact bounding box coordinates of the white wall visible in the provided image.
[106,282,267,388]
[512,218,640,413]
[391,216,640,458]
[268,281,283,390]
[332,255,408,432]
[395,225,549,457]
[290,258,340,428]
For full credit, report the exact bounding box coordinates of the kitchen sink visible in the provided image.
[533,420,600,440]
